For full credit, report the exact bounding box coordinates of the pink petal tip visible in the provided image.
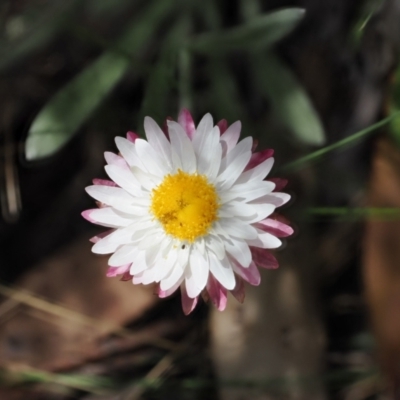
[245,149,274,171]
[217,119,228,134]
[178,109,196,139]
[126,131,139,142]
[207,276,228,311]
[181,286,199,315]
[269,177,288,192]
[81,209,95,223]
[92,178,117,187]
[250,247,279,270]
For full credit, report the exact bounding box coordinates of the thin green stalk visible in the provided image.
[306,207,400,220]
[282,112,400,171]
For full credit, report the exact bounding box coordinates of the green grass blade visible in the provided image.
[282,112,400,171]
[137,19,189,128]
[190,8,305,54]
[253,52,325,146]
[306,207,400,220]
[25,0,175,161]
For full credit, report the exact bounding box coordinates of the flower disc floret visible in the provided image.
[150,170,219,242]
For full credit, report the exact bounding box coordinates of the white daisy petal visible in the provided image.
[254,192,291,207]
[104,152,129,169]
[203,141,222,182]
[135,139,166,176]
[219,136,252,175]
[196,126,221,178]
[160,262,185,291]
[257,230,282,249]
[82,207,133,228]
[85,185,134,210]
[108,244,137,266]
[235,157,275,184]
[219,218,258,240]
[115,137,144,169]
[138,229,164,250]
[189,249,209,292]
[92,227,136,254]
[220,121,241,157]
[247,228,282,249]
[168,121,196,173]
[216,151,252,190]
[160,245,190,291]
[132,271,144,284]
[220,180,275,203]
[236,203,276,224]
[224,237,252,268]
[209,252,235,290]
[220,201,274,224]
[92,239,121,255]
[130,251,147,274]
[193,113,213,150]
[144,116,172,167]
[157,245,179,281]
[219,201,259,218]
[105,165,142,197]
[205,234,225,260]
[141,268,156,285]
[131,167,160,191]
[185,269,202,298]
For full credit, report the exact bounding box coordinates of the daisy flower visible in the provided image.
[83,110,293,315]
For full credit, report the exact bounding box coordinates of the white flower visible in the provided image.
[83,110,293,314]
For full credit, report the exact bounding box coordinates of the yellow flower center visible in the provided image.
[150,170,219,242]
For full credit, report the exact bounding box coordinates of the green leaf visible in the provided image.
[190,8,305,54]
[25,0,175,161]
[253,52,325,146]
[138,19,189,127]
[208,59,246,125]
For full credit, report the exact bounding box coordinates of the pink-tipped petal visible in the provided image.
[206,275,228,311]
[106,263,131,277]
[104,152,130,170]
[178,109,196,139]
[217,119,228,134]
[245,149,274,171]
[157,277,183,298]
[92,178,118,187]
[126,131,139,142]
[81,209,96,223]
[90,229,115,243]
[231,277,245,303]
[256,218,294,238]
[106,267,119,277]
[232,260,261,286]
[250,247,279,269]
[181,285,199,315]
[269,177,288,191]
[120,271,132,281]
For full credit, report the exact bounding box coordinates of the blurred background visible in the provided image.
[1,0,400,399]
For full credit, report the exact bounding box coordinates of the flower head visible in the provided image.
[83,110,293,314]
